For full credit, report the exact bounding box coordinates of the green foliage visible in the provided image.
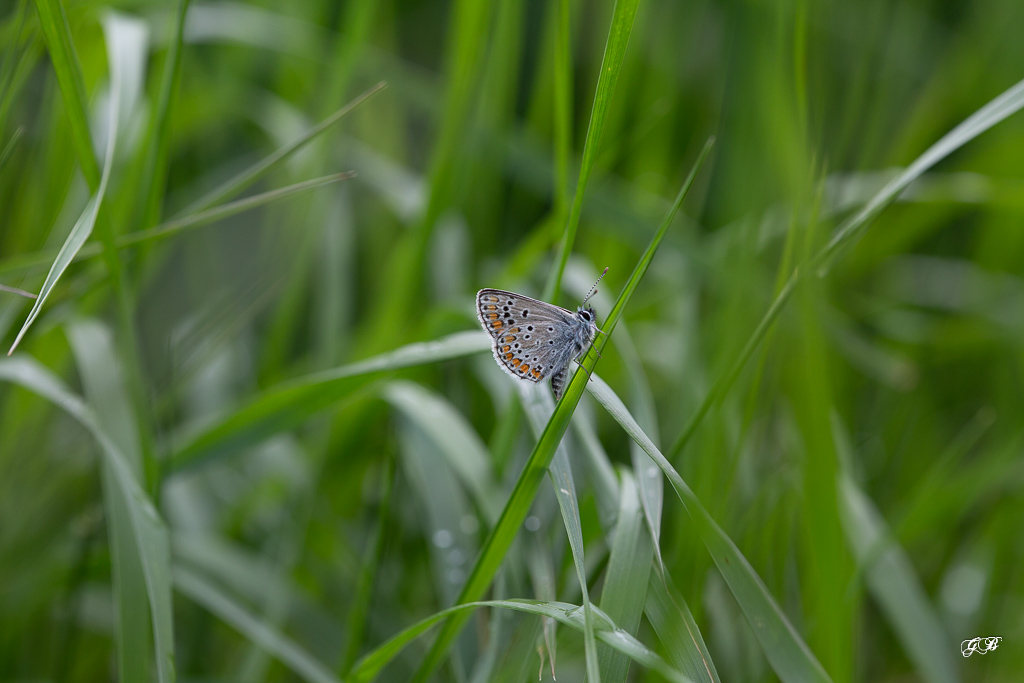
[2,0,1023,681]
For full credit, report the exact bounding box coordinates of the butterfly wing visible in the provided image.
[476,289,577,384]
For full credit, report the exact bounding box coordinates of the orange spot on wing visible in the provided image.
[505,353,513,360]
[521,364,530,373]
[488,313,498,319]
[512,358,521,367]
[501,345,510,353]
[492,320,503,329]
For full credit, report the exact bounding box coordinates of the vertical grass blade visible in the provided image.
[839,474,960,683]
[0,357,175,682]
[551,0,572,223]
[546,0,642,300]
[32,0,100,188]
[646,570,721,683]
[355,0,491,354]
[519,383,601,682]
[587,374,832,683]
[67,320,147,683]
[411,143,712,682]
[138,0,191,227]
[598,468,654,683]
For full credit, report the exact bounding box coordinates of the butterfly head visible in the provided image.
[576,305,597,326]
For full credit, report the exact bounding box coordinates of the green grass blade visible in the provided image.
[545,0,641,301]
[838,473,960,683]
[341,457,395,673]
[570,406,620,531]
[385,380,502,524]
[174,566,340,683]
[350,599,692,683]
[0,125,24,175]
[394,402,480,612]
[0,172,356,276]
[67,321,147,683]
[32,0,100,189]
[587,374,832,683]
[670,77,1024,462]
[138,0,191,227]
[598,468,654,683]
[646,569,721,683]
[817,77,1024,273]
[552,0,572,221]
[0,283,35,298]
[177,81,385,215]
[411,143,712,682]
[6,37,119,355]
[0,356,175,682]
[169,331,490,470]
[354,0,490,354]
[122,172,356,249]
[519,383,601,683]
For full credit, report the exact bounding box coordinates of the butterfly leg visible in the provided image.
[574,358,595,382]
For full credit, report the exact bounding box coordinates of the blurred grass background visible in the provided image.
[1,0,1023,681]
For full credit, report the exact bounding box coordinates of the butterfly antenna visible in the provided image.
[582,267,609,305]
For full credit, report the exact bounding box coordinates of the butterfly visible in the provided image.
[476,269,607,400]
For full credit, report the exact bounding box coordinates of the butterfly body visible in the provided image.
[476,288,599,400]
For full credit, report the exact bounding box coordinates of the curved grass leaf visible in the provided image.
[350,599,692,683]
[669,77,1024,462]
[174,566,339,683]
[33,0,100,188]
[7,103,117,354]
[385,380,502,524]
[169,330,490,470]
[0,357,175,682]
[817,77,1024,273]
[587,374,832,683]
[6,8,123,356]
[177,81,385,215]
[546,0,642,300]
[411,139,713,682]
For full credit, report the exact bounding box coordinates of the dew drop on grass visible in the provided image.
[433,529,453,548]
[525,516,541,532]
